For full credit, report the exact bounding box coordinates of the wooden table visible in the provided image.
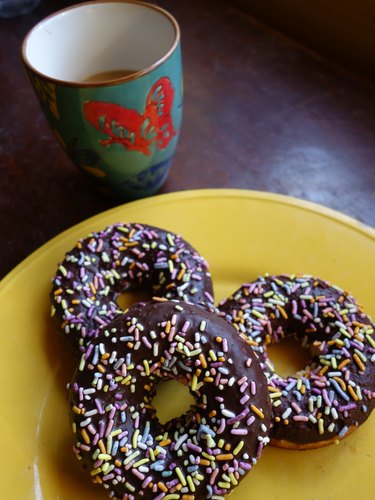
[1,0,374,280]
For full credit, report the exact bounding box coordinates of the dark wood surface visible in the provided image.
[1,0,374,280]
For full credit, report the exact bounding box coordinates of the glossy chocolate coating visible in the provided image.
[69,300,271,498]
[51,222,214,355]
[219,274,375,447]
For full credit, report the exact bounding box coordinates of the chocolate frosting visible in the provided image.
[219,274,375,447]
[50,223,214,355]
[69,300,271,498]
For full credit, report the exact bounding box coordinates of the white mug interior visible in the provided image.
[22,0,178,83]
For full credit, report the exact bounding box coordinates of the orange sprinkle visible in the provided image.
[157,482,168,493]
[199,354,207,369]
[333,376,346,391]
[71,299,80,305]
[204,377,214,383]
[353,353,366,371]
[338,359,350,370]
[216,454,234,460]
[158,439,171,447]
[89,282,96,295]
[101,352,110,360]
[199,459,210,466]
[277,305,288,319]
[318,365,328,376]
[348,385,359,401]
[177,268,185,281]
[53,288,63,296]
[208,410,217,418]
[98,440,106,454]
[97,364,106,373]
[250,404,265,419]
[224,443,232,451]
[215,336,223,343]
[81,429,90,444]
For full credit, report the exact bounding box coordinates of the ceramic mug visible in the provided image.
[22,0,182,200]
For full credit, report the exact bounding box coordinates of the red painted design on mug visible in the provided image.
[83,77,176,156]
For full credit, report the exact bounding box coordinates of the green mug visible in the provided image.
[22,0,182,200]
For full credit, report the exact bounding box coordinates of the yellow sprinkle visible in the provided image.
[201,452,215,461]
[143,360,150,376]
[269,391,283,399]
[218,481,231,489]
[187,476,196,492]
[208,349,217,362]
[191,374,198,392]
[97,364,106,374]
[229,472,238,485]
[175,467,187,486]
[132,429,140,448]
[89,282,96,295]
[98,453,112,461]
[233,441,244,455]
[318,418,324,435]
[121,375,132,385]
[366,334,375,348]
[133,458,150,468]
[90,467,102,476]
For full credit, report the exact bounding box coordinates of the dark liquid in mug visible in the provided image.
[83,69,137,83]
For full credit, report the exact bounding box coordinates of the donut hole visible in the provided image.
[152,379,196,424]
[266,335,311,377]
[116,289,152,310]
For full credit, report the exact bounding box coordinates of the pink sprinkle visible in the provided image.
[222,339,228,352]
[105,419,114,437]
[231,428,248,435]
[209,467,219,485]
[250,381,257,395]
[240,394,250,405]
[216,418,226,434]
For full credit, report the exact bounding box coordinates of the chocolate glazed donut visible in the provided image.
[218,274,375,449]
[69,300,271,499]
[50,223,214,355]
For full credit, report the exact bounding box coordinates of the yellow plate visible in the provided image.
[1,189,374,499]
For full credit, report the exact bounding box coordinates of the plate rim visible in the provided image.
[1,188,374,293]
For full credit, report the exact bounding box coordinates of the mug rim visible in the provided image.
[21,0,181,88]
